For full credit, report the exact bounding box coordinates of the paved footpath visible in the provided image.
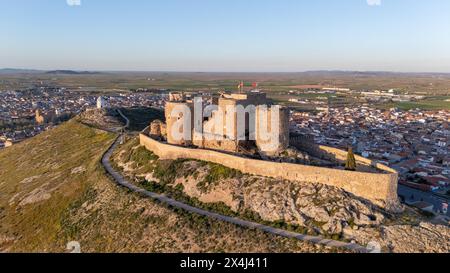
[103,112,368,253]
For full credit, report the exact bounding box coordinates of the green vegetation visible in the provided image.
[115,143,243,194]
[380,99,450,111]
[345,147,357,171]
[2,71,450,96]
[153,159,190,184]
[198,163,243,193]
[142,180,237,216]
[119,107,164,132]
[139,179,316,237]
[130,146,159,165]
[60,187,99,241]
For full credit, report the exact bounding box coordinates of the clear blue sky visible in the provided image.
[1,0,450,72]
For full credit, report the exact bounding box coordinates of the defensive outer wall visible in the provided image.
[140,129,400,212]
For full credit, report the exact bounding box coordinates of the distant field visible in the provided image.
[379,98,450,111]
[2,71,450,96]
[268,92,359,111]
[2,71,450,111]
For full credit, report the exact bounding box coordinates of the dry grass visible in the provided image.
[0,120,115,252]
[0,120,340,253]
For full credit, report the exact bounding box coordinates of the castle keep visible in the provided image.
[158,91,290,156]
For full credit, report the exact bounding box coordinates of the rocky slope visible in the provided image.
[77,108,123,132]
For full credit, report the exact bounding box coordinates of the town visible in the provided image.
[0,86,165,148]
[292,106,450,215]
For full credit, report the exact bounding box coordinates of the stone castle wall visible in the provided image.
[290,136,397,174]
[193,135,239,153]
[140,131,400,211]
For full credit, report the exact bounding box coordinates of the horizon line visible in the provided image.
[2,67,450,75]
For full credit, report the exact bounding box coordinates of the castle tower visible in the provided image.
[217,97,239,141]
[255,105,289,156]
[165,101,194,146]
[149,120,165,140]
[215,92,266,141]
[168,92,185,102]
[35,109,45,124]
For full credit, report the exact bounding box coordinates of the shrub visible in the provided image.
[345,147,357,171]
[153,159,187,185]
[197,163,243,193]
[130,146,159,166]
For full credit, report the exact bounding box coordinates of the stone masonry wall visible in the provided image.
[140,132,400,211]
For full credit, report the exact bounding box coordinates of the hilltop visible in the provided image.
[0,114,333,253]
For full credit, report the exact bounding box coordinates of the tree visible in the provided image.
[345,147,357,171]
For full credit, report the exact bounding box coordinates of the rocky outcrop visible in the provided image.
[169,161,386,236]
[382,223,449,253]
[343,222,449,253]
[173,168,449,252]
[113,143,450,253]
[78,108,122,131]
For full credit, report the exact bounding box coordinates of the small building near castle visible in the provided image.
[35,109,57,124]
[35,109,45,124]
[4,139,14,148]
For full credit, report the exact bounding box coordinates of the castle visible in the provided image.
[142,91,400,211]
[151,91,290,157]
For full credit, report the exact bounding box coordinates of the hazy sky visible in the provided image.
[1,0,450,72]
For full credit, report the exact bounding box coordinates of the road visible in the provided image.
[116,109,130,131]
[398,185,449,216]
[102,112,368,253]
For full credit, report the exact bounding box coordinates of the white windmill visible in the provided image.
[97,96,107,109]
